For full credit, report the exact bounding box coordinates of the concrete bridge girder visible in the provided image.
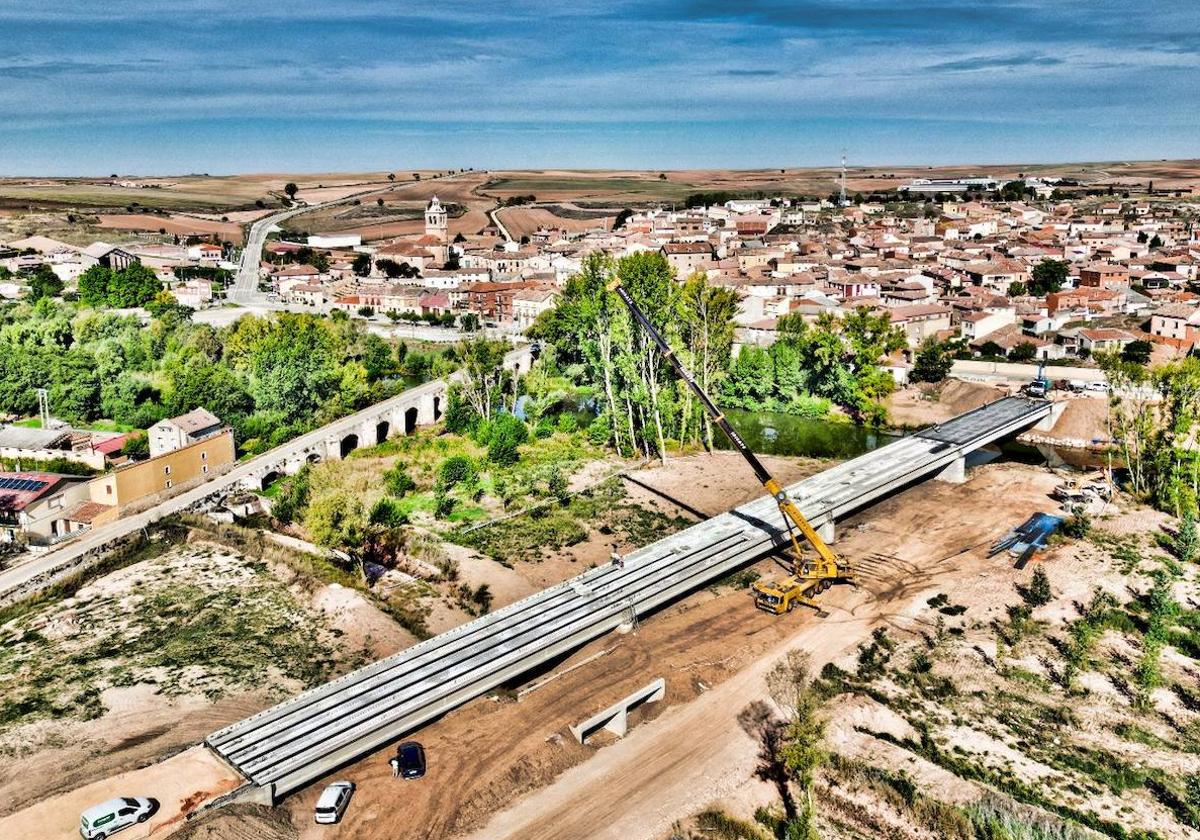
[204,395,1047,800]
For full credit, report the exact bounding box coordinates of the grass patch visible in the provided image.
[449,477,689,565]
[0,541,339,731]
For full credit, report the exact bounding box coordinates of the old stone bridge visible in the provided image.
[0,345,533,604]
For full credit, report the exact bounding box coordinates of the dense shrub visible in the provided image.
[383,463,415,497]
[437,455,478,491]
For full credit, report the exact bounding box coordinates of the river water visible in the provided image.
[715,407,1107,469]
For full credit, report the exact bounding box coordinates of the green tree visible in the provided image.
[1006,281,1027,297]
[770,652,827,840]
[360,333,394,382]
[911,338,954,384]
[26,264,63,302]
[1175,512,1198,563]
[456,336,513,419]
[437,455,478,491]
[284,182,299,200]
[120,431,150,460]
[164,359,255,423]
[1010,342,1037,362]
[678,273,740,449]
[77,265,112,307]
[1028,259,1069,296]
[1023,565,1053,607]
[304,489,365,550]
[1121,339,1152,365]
[547,465,569,505]
[482,413,527,465]
[383,463,416,497]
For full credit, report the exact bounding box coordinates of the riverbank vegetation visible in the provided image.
[532,252,906,461]
[1097,351,1200,515]
[0,298,453,457]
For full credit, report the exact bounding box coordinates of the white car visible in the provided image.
[1085,381,1109,394]
[314,780,355,825]
[80,797,156,839]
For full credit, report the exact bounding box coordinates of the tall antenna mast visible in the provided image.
[840,150,848,206]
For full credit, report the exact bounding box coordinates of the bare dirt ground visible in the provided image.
[0,538,396,833]
[887,380,1009,428]
[96,214,245,243]
[0,746,241,839]
[494,206,614,239]
[184,460,1058,840]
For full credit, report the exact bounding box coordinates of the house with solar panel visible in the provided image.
[0,471,95,547]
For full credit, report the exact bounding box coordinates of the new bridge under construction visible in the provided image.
[206,395,1052,802]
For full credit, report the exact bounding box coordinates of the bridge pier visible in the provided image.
[816,520,836,544]
[1034,400,1067,431]
[933,455,967,484]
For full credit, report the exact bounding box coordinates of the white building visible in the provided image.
[148,408,225,458]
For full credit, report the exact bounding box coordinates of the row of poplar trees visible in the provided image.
[536,251,739,460]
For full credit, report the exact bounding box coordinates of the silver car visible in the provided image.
[314,780,355,825]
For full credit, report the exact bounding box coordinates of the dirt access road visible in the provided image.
[0,747,241,840]
[468,463,1060,840]
[254,462,1058,840]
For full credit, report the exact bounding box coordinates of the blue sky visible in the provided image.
[1,1,1196,174]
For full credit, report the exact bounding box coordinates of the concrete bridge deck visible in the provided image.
[206,395,1051,801]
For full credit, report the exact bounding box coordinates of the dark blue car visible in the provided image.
[397,741,426,779]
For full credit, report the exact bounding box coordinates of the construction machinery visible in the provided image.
[608,279,851,614]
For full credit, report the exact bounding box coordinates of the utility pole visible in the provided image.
[37,388,50,429]
[839,150,848,207]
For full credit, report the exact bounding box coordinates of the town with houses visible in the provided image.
[0,174,1195,549]
[2,166,1200,840]
[4,177,1198,372]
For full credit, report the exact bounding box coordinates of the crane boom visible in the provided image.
[607,279,846,581]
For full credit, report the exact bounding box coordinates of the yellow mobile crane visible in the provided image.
[608,279,851,614]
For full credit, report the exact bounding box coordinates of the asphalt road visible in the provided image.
[230,173,469,303]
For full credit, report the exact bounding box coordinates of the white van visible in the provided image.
[314,780,355,825]
[80,797,156,839]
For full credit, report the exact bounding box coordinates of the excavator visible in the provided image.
[608,278,852,614]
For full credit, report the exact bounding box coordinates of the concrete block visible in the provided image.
[569,678,665,744]
[1034,400,1067,431]
[933,455,966,484]
[816,520,835,544]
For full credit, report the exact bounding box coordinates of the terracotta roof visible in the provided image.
[1079,328,1138,342]
[1154,302,1198,319]
[888,304,952,322]
[64,500,114,524]
[272,264,320,277]
[0,472,72,512]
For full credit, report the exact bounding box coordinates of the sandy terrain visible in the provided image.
[0,746,241,840]
[887,379,1009,428]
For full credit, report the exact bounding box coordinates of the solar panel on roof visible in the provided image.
[0,477,47,492]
